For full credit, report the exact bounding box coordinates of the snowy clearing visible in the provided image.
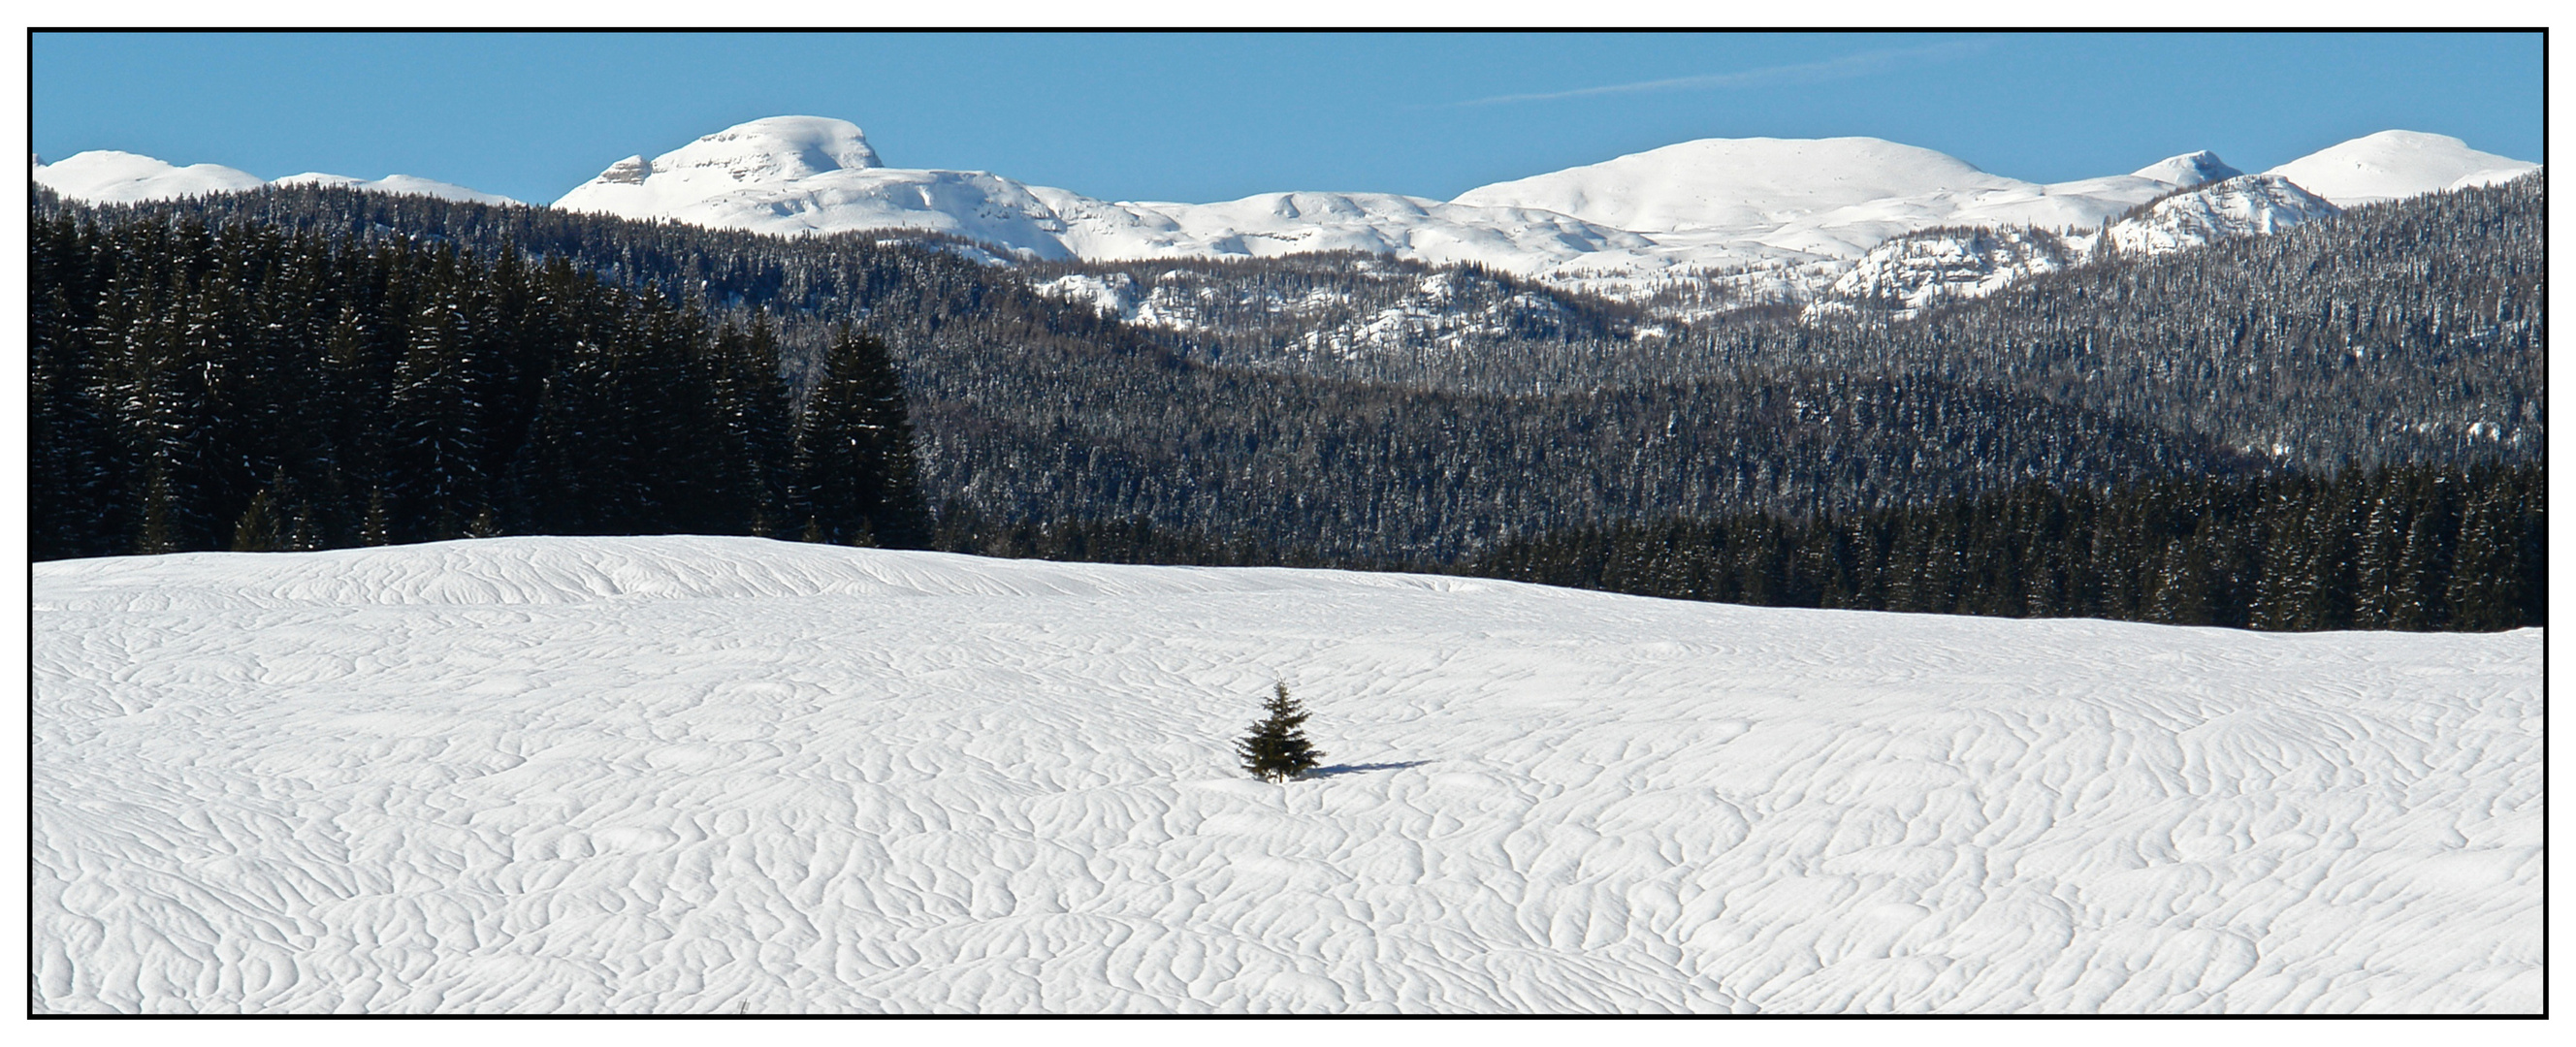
[32,536,2540,1013]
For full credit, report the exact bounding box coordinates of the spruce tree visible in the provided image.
[232,488,285,552]
[1236,681,1325,782]
[791,325,931,549]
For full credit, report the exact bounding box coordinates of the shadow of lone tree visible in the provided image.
[1236,681,1325,782]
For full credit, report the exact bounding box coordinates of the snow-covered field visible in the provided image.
[31,537,2541,1014]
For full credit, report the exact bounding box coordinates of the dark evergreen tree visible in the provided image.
[1236,682,1325,782]
[791,325,931,548]
[232,486,286,552]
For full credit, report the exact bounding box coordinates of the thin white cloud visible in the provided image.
[1449,39,1993,108]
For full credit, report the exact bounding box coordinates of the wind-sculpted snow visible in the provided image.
[34,537,2539,1013]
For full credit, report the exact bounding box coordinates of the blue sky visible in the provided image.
[33,31,2544,206]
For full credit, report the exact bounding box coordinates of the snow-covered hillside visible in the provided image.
[549,119,2250,301]
[33,150,267,203]
[1449,136,2203,246]
[33,537,2540,1013]
[2095,174,2342,256]
[545,116,2537,315]
[555,116,1662,271]
[35,149,520,206]
[1814,174,2343,318]
[36,118,2540,322]
[2260,131,2540,206]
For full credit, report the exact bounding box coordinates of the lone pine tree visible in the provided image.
[1236,682,1325,782]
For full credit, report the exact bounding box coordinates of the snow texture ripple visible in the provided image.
[32,537,2541,1013]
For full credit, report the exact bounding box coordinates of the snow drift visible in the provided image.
[32,536,2540,1013]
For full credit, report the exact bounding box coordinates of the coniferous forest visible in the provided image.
[1464,463,2543,631]
[29,211,926,559]
[27,175,2544,632]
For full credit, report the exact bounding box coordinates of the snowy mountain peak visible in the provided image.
[42,121,2531,322]
[34,149,521,206]
[647,114,884,181]
[270,172,521,206]
[2263,130,2539,206]
[1811,172,2342,320]
[555,115,890,222]
[1452,136,2021,233]
[2099,174,2338,256]
[2131,149,2243,187]
[596,155,653,185]
[34,150,267,204]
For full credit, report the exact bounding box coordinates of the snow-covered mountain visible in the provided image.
[1816,174,2344,317]
[556,116,1661,272]
[554,119,2243,299]
[267,172,520,206]
[552,116,2533,314]
[1452,137,2044,235]
[42,118,2536,320]
[2259,130,2540,206]
[1822,225,2087,314]
[2129,149,2244,187]
[1448,136,2235,249]
[34,149,520,206]
[32,150,268,203]
[33,536,2541,1013]
[2096,174,2342,255]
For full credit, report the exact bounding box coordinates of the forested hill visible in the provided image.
[30,213,928,560]
[1681,174,2546,473]
[31,174,2541,572]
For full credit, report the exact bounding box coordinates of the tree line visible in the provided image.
[1461,462,2544,632]
[30,181,2542,634]
[30,210,926,560]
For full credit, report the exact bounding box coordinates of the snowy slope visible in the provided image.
[2261,131,2541,206]
[269,172,519,206]
[1817,174,2344,317]
[1446,138,2236,245]
[2095,174,2341,256]
[554,117,2428,310]
[36,150,521,206]
[1824,226,2084,313]
[1450,137,2035,234]
[32,150,267,203]
[556,117,1658,270]
[548,118,2297,310]
[2129,150,2243,187]
[33,537,2540,1014]
[39,119,2537,314]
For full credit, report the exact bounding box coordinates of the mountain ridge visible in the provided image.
[37,118,2537,313]
[33,148,519,206]
[2259,130,2538,206]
